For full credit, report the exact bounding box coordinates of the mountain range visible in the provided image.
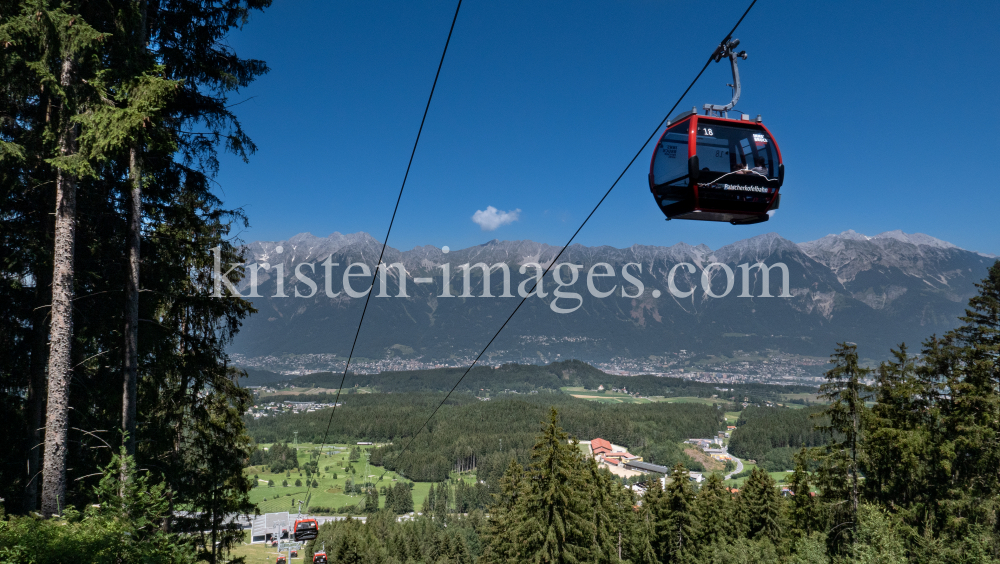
[227,230,996,364]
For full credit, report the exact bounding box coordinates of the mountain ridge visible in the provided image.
[228,229,997,363]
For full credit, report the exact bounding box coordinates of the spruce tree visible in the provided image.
[788,447,820,537]
[481,459,525,564]
[740,467,784,545]
[0,0,107,516]
[516,407,594,563]
[365,484,379,514]
[922,261,1000,538]
[629,478,661,564]
[424,482,435,515]
[643,474,671,559]
[696,472,732,547]
[815,342,870,550]
[584,458,621,562]
[663,463,700,564]
[819,343,871,520]
[434,482,448,524]
[385,483,397,513]
[862,345,937,530]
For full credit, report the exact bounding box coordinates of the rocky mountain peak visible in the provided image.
[873,230,957,249]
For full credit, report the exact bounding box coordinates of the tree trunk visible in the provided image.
[122,0,148,461]
[40,55,78,517]
[122,144,140,457]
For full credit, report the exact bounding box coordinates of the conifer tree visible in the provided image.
[481,459,525,564]
[0,0,106,516]
[434,482,448,523]
[629,478,661,564]
[819,343,871,521]
[392,482,414,514]
[788,447,820,537]
[385,483,397,513]
[861,345,937,528]
[641,474,671,559]
[516,408,594,563]
[424,482,435,515]
[365,484,379,514]
[662,463,700,564]
[696,472,732,547]
[584,458,621,562]
[921,261,1000,538]
[740,467,784,545]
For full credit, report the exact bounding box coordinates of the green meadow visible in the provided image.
[246,442,475,514]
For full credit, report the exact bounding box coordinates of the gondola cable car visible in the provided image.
[293,517,319,541]
[312,551,328,564]
[649,38,784,225]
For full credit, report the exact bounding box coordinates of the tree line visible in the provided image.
[248,442,300,473]
[1,0,269,561]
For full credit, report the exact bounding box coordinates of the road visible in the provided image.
[723,452,744,481]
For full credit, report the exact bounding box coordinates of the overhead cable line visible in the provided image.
[300,0,464,509]
[362,0,761,496]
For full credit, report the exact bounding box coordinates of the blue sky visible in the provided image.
[214,0,1000,255]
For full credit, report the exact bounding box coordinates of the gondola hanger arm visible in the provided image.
[704,39,748,117]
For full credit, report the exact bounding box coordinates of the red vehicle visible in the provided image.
[290,550,298,558]
[649,111,782,224]
[276,557,286,564]
[312,552,328,564]
[648,39,783,225]
[293,518,319,541]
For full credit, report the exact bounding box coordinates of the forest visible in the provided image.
[727,406,830,471]
[246,393,724,482]
[0,0,269,561]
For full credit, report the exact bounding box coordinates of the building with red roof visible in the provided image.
[590,438,613,456]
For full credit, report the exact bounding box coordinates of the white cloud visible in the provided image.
[472,206,521,231]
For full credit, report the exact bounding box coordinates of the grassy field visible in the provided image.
[561,387,654,404]
[653,396,725,406]
[780,392,823,403]
[724,464,798,489]
[561,388,727,407]
[247,442,475,514]
[230,531,301,564]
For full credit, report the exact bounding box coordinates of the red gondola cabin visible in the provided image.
[313,552,328,564]
[276,557,286,564]
[294,518,319,541]
[649,110,783,225]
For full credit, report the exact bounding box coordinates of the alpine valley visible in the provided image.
[227,230,995,375]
